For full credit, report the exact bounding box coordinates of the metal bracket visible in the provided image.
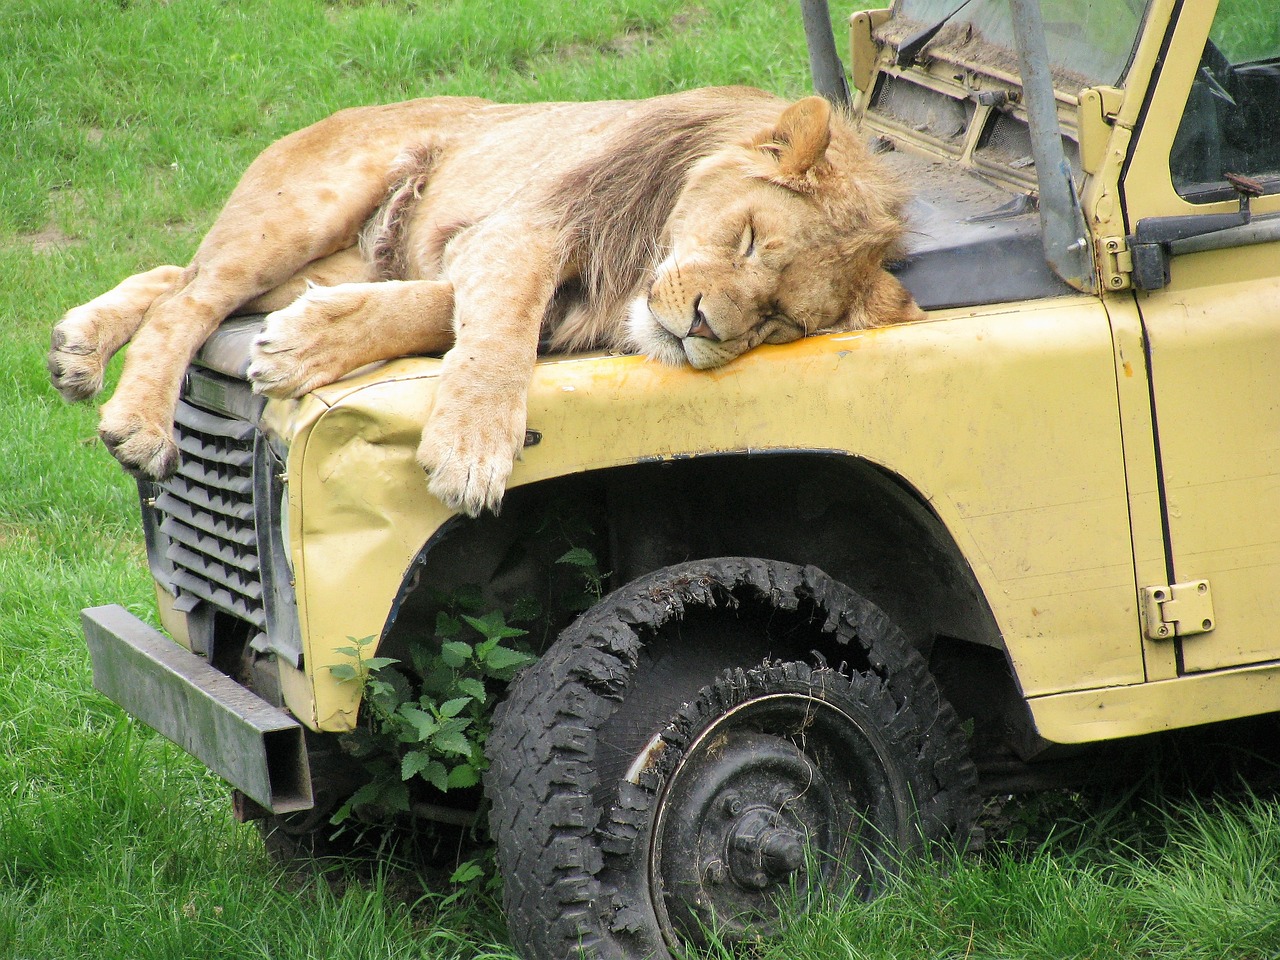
[1077,85,1123,175]
[1098,236,1133,291]
[1128,173,1263,290]
[1142,580,1215,640]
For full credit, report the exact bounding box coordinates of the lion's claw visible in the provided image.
[248,289,360,398]
[417,409,525,518]
[48,324,106,402]
[97,407,179,480]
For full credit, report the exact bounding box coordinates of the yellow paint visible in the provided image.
[1103,298,1178,682]
[281,296,1148,730]
[1135,264,1280,672]
[1121,1,1280,224]
[1031,661,1280,744]
[155,587,193,652]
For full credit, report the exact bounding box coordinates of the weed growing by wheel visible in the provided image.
[330,606,537,821]
[325,547,609,884]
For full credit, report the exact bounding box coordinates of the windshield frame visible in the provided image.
[885,0,1153,92]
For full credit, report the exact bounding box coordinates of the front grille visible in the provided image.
[155,399,265,629]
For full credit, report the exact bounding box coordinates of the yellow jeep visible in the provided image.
[82,1,1280,958]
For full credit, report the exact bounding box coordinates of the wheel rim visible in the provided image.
[649,691,907,949]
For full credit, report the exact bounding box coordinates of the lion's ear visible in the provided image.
[762,96,832,183]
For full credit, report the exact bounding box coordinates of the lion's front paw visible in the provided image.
[248,288,365,398]
[97,402,178,479]
[48,317,107,402]
[417,404,526,518]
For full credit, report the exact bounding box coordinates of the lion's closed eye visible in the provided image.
[738,221,756,258]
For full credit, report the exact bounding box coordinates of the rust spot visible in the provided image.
[1122,361,1134,378]
[639,738,667,772]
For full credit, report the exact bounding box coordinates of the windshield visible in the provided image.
[891,0,1150,88]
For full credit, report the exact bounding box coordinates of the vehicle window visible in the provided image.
[893,0,1149,88]
[1170,2,1280,201]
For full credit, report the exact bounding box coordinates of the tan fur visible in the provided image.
[49,88,921,517]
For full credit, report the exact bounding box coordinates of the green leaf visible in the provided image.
[329,663,359,682]
[380,779,411,813]
[347,778,410,814]
[432,730,474,757]
[556,547,598,569]
[439,640,473,668]
[329,801,354,825]
[450,861,485,885]
[397,704,438,741]
[481,644,537,679]
[422,760,449,792]
[446,764,481,789]
[363,656,400,672]
[401,750,436,782]
[455,677,487,703]
[462,611,526,642]
[434,611,462,638]
[438,696,473,718]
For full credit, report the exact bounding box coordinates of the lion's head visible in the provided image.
[625,97,921,369]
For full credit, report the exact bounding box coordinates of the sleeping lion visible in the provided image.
[49,87,921,517]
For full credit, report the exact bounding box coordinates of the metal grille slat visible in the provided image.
[152,397,265,630]
[175,457,253,495]
[175,400,256,442]
[169,569,266,628]
[166,542,263,603]
[161,516,260,574]
[176,431,254,468]
[161,477,254,523]
[154,491,255,546]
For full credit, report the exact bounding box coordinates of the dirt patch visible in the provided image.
[22,223,81,253]
[0,522,33,550]
[551,8,706,64]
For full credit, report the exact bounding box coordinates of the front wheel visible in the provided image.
[485,558,978,960]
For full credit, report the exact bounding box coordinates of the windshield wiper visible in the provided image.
[896,0,979,67]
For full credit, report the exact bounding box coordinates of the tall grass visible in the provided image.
[4,0,1280,957]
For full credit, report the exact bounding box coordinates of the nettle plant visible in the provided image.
[328,548,606,830]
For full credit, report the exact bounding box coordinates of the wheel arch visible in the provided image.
[381,451,1003,661]
[377,453,1045,763]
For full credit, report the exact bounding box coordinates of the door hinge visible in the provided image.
[1142,580,1215,640]
[1099,236,1133,291]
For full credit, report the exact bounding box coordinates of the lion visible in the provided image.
[49,87,921,517]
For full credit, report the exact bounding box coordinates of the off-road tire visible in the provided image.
[485,558,978,960]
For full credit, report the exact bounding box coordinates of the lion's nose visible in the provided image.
[687,295,720,341]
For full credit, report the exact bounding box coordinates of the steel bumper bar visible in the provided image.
[82,604,313,814]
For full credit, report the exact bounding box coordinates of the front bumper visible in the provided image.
[82,604,313,813]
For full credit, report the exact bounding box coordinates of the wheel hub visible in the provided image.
[652,720,848,943]
[726,806,807,888]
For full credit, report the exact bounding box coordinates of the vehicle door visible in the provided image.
[1121,0,1280,672]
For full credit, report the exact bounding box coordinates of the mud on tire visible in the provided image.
[484,558,977,960]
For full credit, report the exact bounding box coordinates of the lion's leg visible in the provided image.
[237,247,377,315]
[90,100,480,479]
[49,265,185,402]
[95,264,274,477]
[416,224,558,517]
[248,279,456,398]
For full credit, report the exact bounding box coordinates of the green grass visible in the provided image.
[4,0,1280,957]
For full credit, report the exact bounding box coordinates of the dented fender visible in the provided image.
[278,296,1136,732]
